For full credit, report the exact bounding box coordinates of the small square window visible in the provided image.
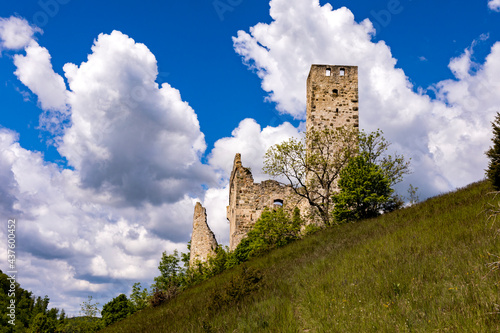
[326,68,331,76]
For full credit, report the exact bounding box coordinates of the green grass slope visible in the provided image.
[102,181,500,332]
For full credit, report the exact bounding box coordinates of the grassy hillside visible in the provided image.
[102,180,500,332]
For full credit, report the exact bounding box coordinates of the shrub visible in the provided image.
[208,266,262,312]
[149,286,178,308]
[230,208,303,265]
[101,294,135,327]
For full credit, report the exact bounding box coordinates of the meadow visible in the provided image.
[101,180,500,332]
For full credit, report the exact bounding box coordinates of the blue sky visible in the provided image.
[0,0,499,315]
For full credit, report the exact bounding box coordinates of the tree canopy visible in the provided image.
[264,127,410,225]
[332,130,410,223]
[101,294,135,327]
[263,126,358,225]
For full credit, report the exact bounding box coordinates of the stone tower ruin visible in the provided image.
[306,65,358,134]
[189,64,359,262]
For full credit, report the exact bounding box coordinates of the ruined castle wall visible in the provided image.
[190,64,360,252]
[307,65,358,133]
[226,65,360,249]
[189,202,218,266]
[226,154,299,250]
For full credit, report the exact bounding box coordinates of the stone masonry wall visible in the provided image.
[189,202,218,266]
[307,65,358,134]
[226,153,300,250]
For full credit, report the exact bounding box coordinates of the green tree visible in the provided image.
[129,283,149,311]
[101,294,135,327]
[80,296,99,318]
[29,312,57,333]
[358,130,410,187]
[486,112,500,190]
[332,130,410,223]
[264,126,358,225]
[181,241,191,269]
[332,155,394,223]
[79,296,101,332]
[153,250,184,290]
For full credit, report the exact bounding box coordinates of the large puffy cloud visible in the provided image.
[233,0,498,198]
[59,31,213,206]
[0,16,68,133]
[0,18,213,313]
[13,41,69,131]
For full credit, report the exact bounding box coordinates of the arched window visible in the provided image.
[325,68,331,76]
[332,89,338,96]
[273,199,284,206]
[340,68,345,76]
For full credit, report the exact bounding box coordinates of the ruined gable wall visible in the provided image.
[189,202,218,266]
[226,153,298,250]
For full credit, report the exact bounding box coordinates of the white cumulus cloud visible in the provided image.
[0,16,41,50]
[13,41,68,122]
[59,30,214,206]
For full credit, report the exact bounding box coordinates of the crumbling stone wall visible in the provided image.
[226,153,301,250]
[189,202,218,266]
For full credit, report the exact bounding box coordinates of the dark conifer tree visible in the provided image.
[486,112,500,190]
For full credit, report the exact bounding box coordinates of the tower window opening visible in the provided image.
[273,199,284,206]
[332,89,338,96]
[325,68,331,76]
[340,68,345,76]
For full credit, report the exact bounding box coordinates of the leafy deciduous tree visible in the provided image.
[229,207,304,265]
[332,155,394,223]
[332,130,410,223]
[264,126,358,225]
[101,294,135,327]
[358,130,410,187]
[153,250,184,290]
[79,295,101,332]
[129,283,149,312]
